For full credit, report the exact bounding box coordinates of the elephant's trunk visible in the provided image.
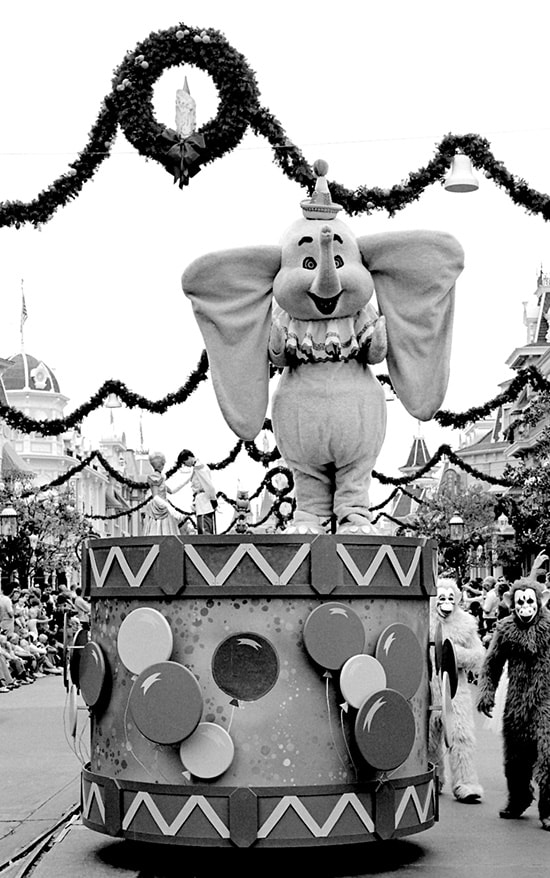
[309,225,342,299]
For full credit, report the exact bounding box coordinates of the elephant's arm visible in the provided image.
[361,314,387,364]
[268,321,290,368]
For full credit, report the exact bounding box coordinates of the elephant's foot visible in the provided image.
[337,513,378,535]
[285,511,328,535]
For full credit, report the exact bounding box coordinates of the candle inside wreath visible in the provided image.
[175,77,196,139]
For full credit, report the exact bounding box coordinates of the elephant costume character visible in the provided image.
[182,161,464,533]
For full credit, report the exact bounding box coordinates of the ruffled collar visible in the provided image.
[272,303,379,363]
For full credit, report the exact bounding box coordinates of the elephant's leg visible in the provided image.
[333,453,378,525]
[286,457,334,526]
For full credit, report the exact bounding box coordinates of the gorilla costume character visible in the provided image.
[477,578,550,829]
[428,578,485,803]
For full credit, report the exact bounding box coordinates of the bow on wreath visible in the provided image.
[161,129,206,188]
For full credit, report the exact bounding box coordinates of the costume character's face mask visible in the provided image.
[436,587,456,620]
[513,587,539,626]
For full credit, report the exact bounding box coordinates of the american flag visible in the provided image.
[20,281,28,333]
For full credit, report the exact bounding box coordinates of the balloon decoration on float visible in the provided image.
[354,688,416,771]
[303,603,365,672]
[128,660,203,745]
[179,722,235,779]
[79,641,109,708]
[302,605,421,773]
[441,671,455,748]
[69,627,89,690]
[212,633,279,704]
[117,607,174,675]
[374,622,424,700]
[440,638,458,698]
[339,654,387,710]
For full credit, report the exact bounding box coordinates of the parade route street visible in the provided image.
[1,676,549,877]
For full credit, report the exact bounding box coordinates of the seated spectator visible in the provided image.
[19,633,48,677]
[0,652,17,691]
[37,633,62,673]
[9,632,38,681]
[0,586,14,636]
[40,586,55,618]
[0,633,33,684]
[27,600,51,640]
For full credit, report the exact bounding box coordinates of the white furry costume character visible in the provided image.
[428,578,485,803]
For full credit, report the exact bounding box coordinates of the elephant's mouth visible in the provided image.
[307,291,342,315]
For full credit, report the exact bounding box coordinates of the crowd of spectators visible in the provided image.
[461,574,512,644]
[0,582,90,692]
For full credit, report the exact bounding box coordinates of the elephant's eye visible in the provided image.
[334,255,344,268]
[302,257,317,270]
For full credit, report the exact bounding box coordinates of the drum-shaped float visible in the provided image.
[80,533,437,847]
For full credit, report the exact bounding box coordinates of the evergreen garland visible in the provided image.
[0,351,209,435]
[1,357,543,440]
[3,24,550,227]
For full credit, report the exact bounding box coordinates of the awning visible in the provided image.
[1,442,34,476]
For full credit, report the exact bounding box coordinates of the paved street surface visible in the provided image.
[1,677,549,877]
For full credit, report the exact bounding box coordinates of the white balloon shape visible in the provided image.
[340,654,387,709]
[117,607,173,675]
[179,722,235,779]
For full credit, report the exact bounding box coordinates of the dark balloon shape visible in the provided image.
[375,623,423,700]
[441,638,458,698]
[212,633,279,702]
[69,627,89,689]
[129,661,203,745]
[433,622,443,674]
[303,603,365,671]
[354,688,416,771]
[79,641,108,708]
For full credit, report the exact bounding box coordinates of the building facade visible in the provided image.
[0,351,149,544]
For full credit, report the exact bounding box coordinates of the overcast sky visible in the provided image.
[1,0,550,512]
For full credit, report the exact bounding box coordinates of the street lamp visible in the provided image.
[0,504,18,538]
[449,512,465,542]
[495,513,516,538]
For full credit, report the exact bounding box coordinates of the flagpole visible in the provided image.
[20,278,28,353]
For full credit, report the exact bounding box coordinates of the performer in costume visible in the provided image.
[179,449,218,534]
[143,451,184,536]
[428,578,485,803]
[182,160,464,535]
[477,577,550,829]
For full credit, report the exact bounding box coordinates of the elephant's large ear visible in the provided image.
[357,231,464,420]
[182,247,281,440]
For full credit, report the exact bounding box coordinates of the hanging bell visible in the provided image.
[444,153,479,193]
[104,393,122,408]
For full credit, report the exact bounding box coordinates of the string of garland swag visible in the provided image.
[373,444,516,489]
[0,341,543,442]
[0,351,209,436]
[4,24,550,228]
[30,431,516,521]
[86,495,151,521]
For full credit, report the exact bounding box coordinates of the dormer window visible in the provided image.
[30,362,50,390]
